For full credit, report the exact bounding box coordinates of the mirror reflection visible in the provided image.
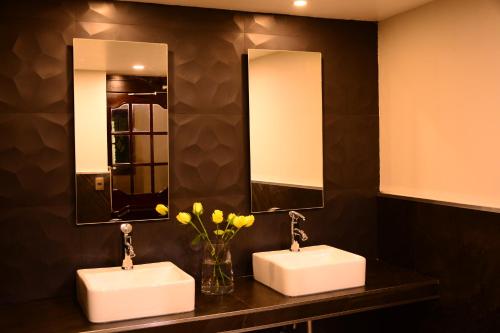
[73,39,169,224]
[248,49,324,213]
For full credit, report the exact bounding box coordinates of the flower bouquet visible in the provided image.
[156,202,254,295]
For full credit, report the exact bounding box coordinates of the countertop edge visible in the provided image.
[0,261,440,333]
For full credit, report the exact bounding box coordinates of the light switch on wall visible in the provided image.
[95,177,104,191]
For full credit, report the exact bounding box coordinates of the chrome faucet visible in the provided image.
[289,211,308,252]
[120,223,136,270]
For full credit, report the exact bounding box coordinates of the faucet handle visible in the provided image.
[120,223,133,234]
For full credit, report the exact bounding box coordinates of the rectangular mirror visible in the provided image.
[248,49,324,213]
[73,39,169,224]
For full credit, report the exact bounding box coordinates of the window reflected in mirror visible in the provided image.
[74,39,169,224]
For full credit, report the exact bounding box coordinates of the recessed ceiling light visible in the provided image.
[132,64,144,70]
[294,0,307,7]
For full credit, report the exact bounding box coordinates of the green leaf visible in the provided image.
[190,234,202,247]
[213,230,225,236]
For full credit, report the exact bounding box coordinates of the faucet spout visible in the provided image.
[289,210,306,221]
[294,228,308,241]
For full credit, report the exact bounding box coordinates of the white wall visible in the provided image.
[74,70,108,173]
[249,51,323,188]
[379,0,500,208]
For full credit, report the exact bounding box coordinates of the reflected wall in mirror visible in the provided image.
[248,49,324,213]
[73,39,169,224]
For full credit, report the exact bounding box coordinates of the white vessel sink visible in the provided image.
[253,245,366,296]
[77,261,195,323]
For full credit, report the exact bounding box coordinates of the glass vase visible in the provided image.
[201,241,234,295]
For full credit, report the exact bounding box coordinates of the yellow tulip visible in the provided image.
[192,202,203,216]
[212,210,224,224]
[155,204,169,216]
[232,215,247,229]
[176,212,191,225]
[244,215,255,227]
[227,213,236,224]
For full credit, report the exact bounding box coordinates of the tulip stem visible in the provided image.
[196,214,214,250]
[222,222,231,241]
[226,227,241,242]
[218,265,225,285]
[188,221,203,238]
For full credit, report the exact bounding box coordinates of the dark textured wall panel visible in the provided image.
[0,18,74,114]
[378,196,500,332]
[0,0,379,305]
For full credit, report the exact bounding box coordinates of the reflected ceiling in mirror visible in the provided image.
[73,39,169,225]
[248,49,324,213]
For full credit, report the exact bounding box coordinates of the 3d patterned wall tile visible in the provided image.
[169,31,244,115]
[0,1,378,304]
[0,113,73,207]
[0,20,73,114]
[170,114,246,199]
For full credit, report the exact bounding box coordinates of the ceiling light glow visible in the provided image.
[294,0,307,7]
[132,64,145,70]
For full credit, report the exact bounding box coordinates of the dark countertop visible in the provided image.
[0,260,439,333]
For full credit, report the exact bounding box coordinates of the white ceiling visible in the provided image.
[120,0,434,21]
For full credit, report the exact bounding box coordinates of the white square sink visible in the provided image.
[77,261,195,323]
[253,245,366,296]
